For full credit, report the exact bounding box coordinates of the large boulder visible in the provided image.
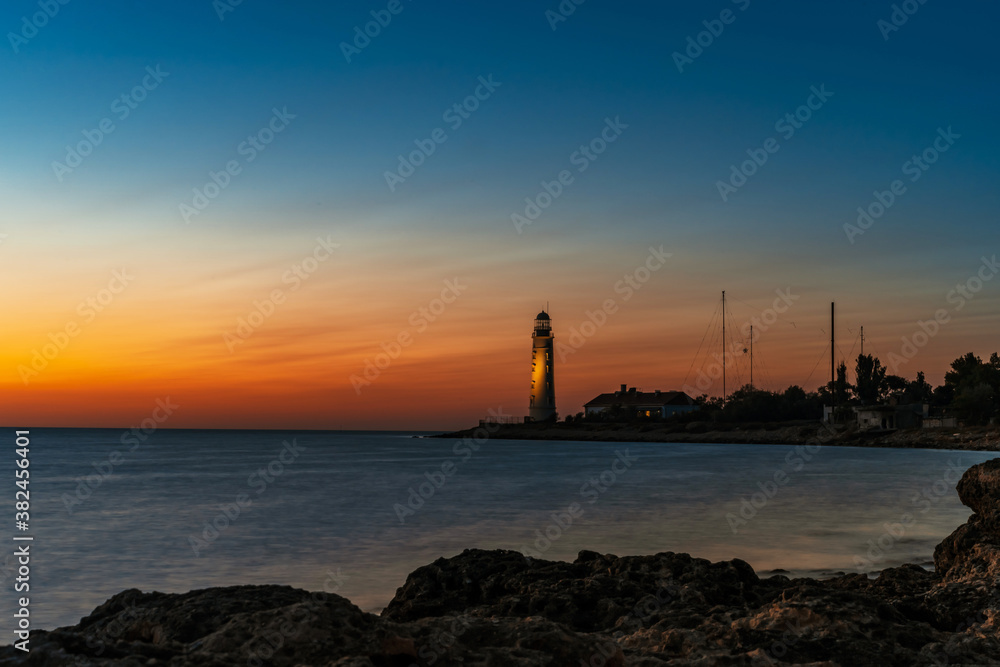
[934,458,1000,582]
[957,457,1000,515]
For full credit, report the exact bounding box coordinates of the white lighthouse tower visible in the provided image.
[529,310,556,422]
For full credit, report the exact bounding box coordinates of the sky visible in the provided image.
[1,0,998,430]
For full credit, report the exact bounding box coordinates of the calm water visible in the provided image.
[2,428,995,630]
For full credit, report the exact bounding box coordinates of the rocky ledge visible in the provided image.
[3,460,999,666]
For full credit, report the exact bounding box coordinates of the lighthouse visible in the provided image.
[529,310,556,422]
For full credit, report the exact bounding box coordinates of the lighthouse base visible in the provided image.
[528,408,557,422]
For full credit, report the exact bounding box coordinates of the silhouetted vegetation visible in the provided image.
[693,384,823,423]
[853,354,888,405]
[942,352,1000,424]
[581,351,1000,426]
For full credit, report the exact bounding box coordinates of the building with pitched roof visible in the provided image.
[583,385,698,420]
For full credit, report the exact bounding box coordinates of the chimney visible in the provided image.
[620,384,627,394]
[655,390,661,397]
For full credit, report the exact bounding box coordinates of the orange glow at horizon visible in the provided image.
[5,227,999,430]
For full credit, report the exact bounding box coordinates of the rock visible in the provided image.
[383,548,766,635]
[934,458,1000,583]
[3,458,999,665]
[957,457,1000,516]
[0,586,410,667]
[0,585,624,667]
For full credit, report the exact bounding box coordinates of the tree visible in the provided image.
[944,353,1000,394]
[901,371,933,404]
[942,352,1000,422]
[933,383,955,408]
[834,361,851,405]
[853,354,888,405]
[783,385,807,403]
[953,383,995,425]
[884,374,908,398]
[706,384,822,423]
[817,363,850,406]
[945,353,985,389]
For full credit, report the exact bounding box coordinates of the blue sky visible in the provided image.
[5,0,996,240]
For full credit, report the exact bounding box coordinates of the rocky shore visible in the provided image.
[433,421,1000,452]
[3,459,999,666]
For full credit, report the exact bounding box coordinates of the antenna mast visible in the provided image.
[831,302,836,419]
[722,291,726,406]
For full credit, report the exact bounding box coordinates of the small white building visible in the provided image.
[855,403,929,431]
[856,406,899,430]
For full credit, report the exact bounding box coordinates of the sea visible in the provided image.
[2,428,995,631]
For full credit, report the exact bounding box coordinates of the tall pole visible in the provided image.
[722,291,726,406]
[861,325,865,357]
[749,324,753,390]
[831,302,836,420]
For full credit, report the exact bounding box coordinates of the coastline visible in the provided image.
[431,420,1000,451]
[5,458,999,665]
